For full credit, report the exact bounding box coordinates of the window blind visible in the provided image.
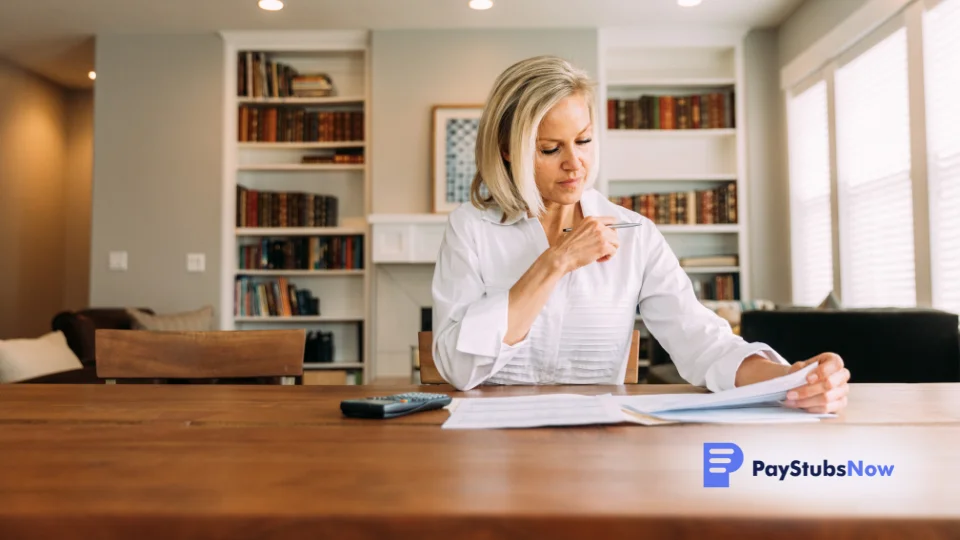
[924,0,960,314]
[835,27,916,308]
[787,81,834,306]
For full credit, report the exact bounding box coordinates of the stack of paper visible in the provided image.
[441,363,834,430]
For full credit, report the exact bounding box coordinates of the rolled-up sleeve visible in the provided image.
[636,223,788,393]
[431,210,526,390]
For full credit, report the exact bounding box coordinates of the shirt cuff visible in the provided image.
[706,343,790,393]
[455,289,525,358]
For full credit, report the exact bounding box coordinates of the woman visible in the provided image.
[431,55,849,414]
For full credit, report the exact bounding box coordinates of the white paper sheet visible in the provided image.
[614,362,822,414]
[440,364,835,430]
[441,394,622,429]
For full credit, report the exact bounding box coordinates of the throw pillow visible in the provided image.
[0,331,84,383]
[817,291,842,310]
[126,306,214,331]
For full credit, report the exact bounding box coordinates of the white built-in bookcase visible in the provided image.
[597,29,751,305]
[596,28,751,367]
[219,31,372,383]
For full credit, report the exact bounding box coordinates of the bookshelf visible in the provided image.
[598,30,751,372]
[220,31,372,385]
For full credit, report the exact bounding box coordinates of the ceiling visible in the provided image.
[0,0,805,89]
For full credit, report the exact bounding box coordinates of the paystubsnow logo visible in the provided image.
[703,442,895,488]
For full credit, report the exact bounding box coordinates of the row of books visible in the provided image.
[691,274,740,301]
[607,92,734,130]
[609,182,737,225]
[235,277,320,317]
[239,236,364,271]
[238,107,364,143]
[237,187,339,228]
[302,150,364,164]
[237,51,335,98]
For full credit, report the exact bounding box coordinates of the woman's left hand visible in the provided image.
[783,353,851,413]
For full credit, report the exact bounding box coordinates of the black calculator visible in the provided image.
[340,392,453,419]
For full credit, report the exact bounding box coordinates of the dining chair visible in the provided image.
[95,329,305,385]
[416,329,641,384]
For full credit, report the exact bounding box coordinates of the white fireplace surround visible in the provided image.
[368,214,449,264]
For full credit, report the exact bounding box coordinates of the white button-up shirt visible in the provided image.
[431,188,788,392]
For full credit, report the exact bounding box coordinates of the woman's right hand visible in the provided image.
[551,216,620,273]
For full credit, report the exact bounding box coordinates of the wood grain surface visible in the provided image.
[1,382,958,539]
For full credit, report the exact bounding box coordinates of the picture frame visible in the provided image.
[431,104,484,213]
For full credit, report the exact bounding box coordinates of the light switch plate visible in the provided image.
[187,253,206,273]
[109,251,128,271]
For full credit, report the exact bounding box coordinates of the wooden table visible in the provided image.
[1,383,959,539]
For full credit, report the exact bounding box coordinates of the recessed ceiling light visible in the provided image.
[258,0,284,11]
[678,0,702,6]
[88,71,96,80]
[469,0,493,10]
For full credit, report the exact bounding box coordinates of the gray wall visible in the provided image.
[63,89,94,312]
[371,29,598,214]
[743,29,791,305]
[778,0,871,68]
[0,59,67,339]
[370,29,598,379]
[90,34,223,317]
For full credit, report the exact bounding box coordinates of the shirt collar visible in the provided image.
[480,188,602,226]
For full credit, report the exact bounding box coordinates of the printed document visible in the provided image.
[441,363,834,429]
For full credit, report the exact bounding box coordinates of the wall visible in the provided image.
[370,29,598,379]
[371,29,598,215]
[0,59,67,339]
[778,0,872,68]
[743,29,791,305]
[89,34,223,318]
[62,89,94,311]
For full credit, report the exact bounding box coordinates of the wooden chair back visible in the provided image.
[417,329,641,384]
[96,329,305,384]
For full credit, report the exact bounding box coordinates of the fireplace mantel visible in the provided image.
[368,214,449,264]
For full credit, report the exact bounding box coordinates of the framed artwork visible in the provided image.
[431,105,484,213]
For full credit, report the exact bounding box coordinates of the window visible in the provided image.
[925,0,960,314]
[834,27,916,308]
[787,81,834,306]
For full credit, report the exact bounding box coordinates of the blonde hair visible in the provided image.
[470,55,598,221]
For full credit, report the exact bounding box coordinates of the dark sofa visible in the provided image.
[23,308,155,384]
[648,307,960,384]
[739,308,960,383]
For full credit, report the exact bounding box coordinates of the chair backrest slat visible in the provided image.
[417,330,640,384]
[96,329,305,379]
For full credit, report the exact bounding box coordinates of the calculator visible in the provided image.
[339,392,453,419]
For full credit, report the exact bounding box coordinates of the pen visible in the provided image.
[562,222,643,233]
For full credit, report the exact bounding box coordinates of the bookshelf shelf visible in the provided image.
[607,77,736,87]
[606,128,736,139]
[681,266,741,274]
[234,316,365,323]
[608,173,737,182]
[237,164,365,171]
[303,362,364,370]
[222,31,373,384]
[238,142,365,149]
[237,269,365,277]
[238,96,365,106]
[236,227,367,236]
[657,224,740,234]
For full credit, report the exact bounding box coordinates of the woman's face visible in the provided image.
[533,92,595,207]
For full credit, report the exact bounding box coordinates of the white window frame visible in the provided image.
[785,74,838,306]
[783,0,936,309]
